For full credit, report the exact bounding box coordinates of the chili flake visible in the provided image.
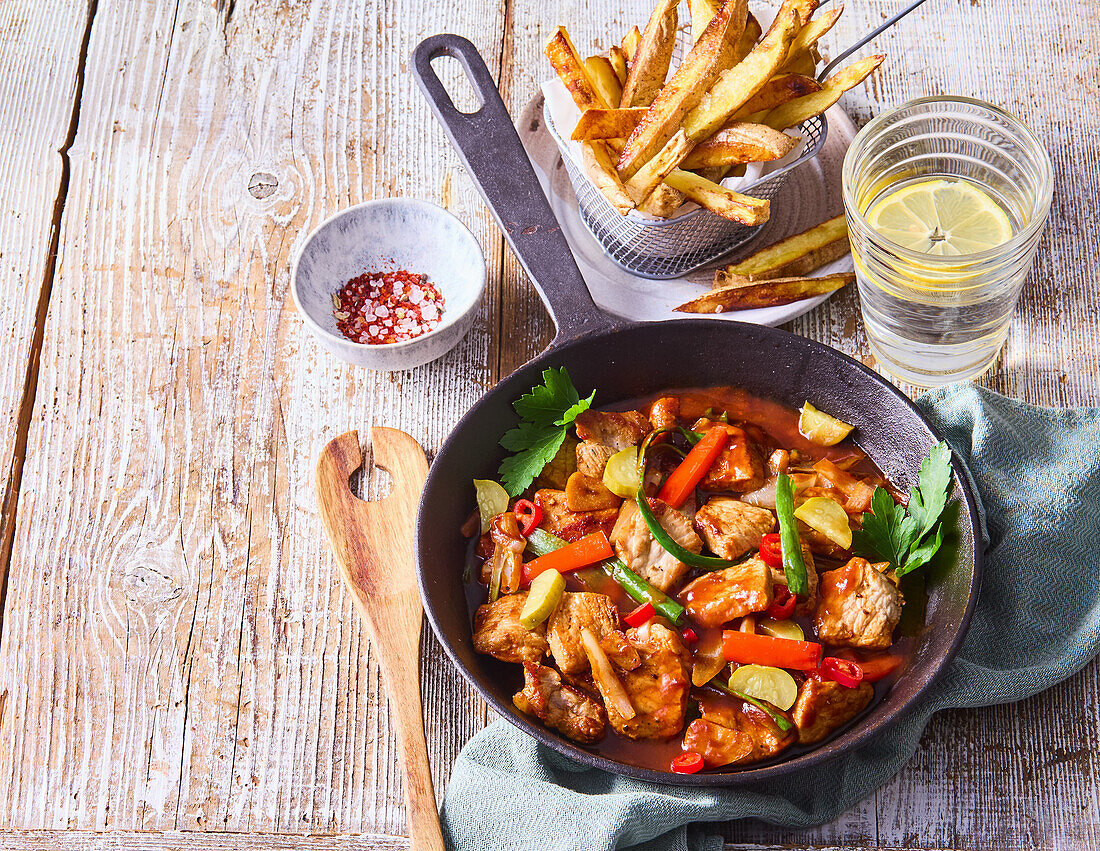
[332,270,444,345]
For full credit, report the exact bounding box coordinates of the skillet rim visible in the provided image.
[415,318,983,785]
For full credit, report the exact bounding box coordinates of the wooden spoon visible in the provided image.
[316,427,444,851]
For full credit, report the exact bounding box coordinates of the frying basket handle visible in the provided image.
[412,34,617,346]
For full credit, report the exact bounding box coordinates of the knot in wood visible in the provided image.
[248,172,278,199]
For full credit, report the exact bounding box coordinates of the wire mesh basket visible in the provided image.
[544,105,828,280]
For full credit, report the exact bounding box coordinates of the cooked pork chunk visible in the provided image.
[547,592,638,675]
[573,409,651,477]
[603,620,691,740]
[694,497,776,560]
[611,498,703,593]
[697,423,767,493]
[565,471,621,512]
[814,557,902,649]
[513,662,607,745]
[472,593,549,664]
[649,396,680,431]
[678,556,773,627]
[791,673,873,744]
[534,488,619,542]
[682,692,796,767]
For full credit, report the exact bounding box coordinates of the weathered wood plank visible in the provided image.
[0,0,505,836]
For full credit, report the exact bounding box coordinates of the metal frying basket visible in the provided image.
[545,106,827,279]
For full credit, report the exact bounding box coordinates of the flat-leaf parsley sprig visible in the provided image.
[498,367,594,496]
[851,442,953,578]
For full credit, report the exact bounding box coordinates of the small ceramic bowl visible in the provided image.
[292,198,486,370]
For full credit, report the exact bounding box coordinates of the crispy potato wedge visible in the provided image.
[733,12,762,62]
[680,123,799,169]
[622,26,642,62]
[780,52,817,77]
[586,55,623,109]
[678,1,803,145]
[664,169,770,225]
[609,46,628,86]
[766,54,884,129]
[638,183,686,217]
[624,130,692,204]
[677,273,853,313]
[546,27,607,111]
[582,141,635,215]
[620,0,679,108]
[780,5,842,72]
[731,73,821,119]
[715,213,850,283]
[571,107,648,140]
[618,0,749,176]
[689,0,722,43]
[790,0,820,25]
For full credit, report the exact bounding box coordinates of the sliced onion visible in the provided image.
[581,627,635,719]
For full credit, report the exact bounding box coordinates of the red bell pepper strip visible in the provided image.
[722,630,822,671]
[512,499,543,536]
[820,656,865,688]
[623,601,655,628]
[671,752,704,774]
[759,533,783,569]
[656,427,729,509]
[855,653,903,683]
[764,584,795,620]
[522,531,613,584]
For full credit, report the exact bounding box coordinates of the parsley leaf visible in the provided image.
[851,441,954,577]
[498,368,594,496]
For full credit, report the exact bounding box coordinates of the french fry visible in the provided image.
[638,184,686,217]
[581,141,635,215]
[688,0,722,43]
[677,1,803,145]
[714,213,850,284]
[676,273,853,313]
[586,55,623,108]
[765,54,884,130]
[618,0,749,177]
[609,46,628,86]
[790,0,820,25]
[780,52,817,77]
[779,5,842,72]
[680,123,799,169]
[731,73,821,119]
[620,0,679,108]
[733,12,762,62]
[664,169,770,225]
[624,130,692,204]
[621,26,642,62]
[571,107,648,140]
[545,27,607,111]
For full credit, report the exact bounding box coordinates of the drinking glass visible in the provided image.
[842,96,1053,386]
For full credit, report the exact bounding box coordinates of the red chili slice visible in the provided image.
[512,499,543,536]
[759,532,783,569]
[671,752,705,774]
[820,656,865,688]
[765,584,796,620]
[623,602,655,628]
[681,627,699,645]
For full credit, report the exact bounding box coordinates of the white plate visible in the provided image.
[518,95,859,326]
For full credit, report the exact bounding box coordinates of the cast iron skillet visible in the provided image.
[410,34,982,784]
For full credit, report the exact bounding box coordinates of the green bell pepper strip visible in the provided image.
[709,680,793,732]
[526,528,685,625]
[635,493,737,571]
[774,473,809,596]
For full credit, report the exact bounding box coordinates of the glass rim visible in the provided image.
[842,95,1054,264]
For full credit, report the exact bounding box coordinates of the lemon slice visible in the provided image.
[866,178,1014,256]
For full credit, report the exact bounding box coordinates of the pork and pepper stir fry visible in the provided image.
[464,370,953,773]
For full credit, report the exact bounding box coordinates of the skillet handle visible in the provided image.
[412,33,616,345]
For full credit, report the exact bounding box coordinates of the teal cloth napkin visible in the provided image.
[441,384,1100,851]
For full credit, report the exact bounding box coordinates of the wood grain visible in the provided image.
[316,429,441,851]
[0,0,1096,848]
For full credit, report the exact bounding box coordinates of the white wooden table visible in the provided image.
[0,0,1097,848]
